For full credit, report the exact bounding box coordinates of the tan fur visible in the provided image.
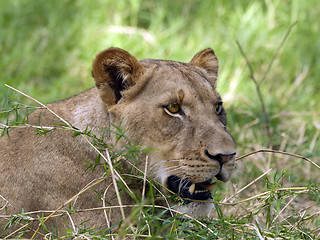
[0,47,236,236]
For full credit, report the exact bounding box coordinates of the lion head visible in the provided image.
[92,47,236,217]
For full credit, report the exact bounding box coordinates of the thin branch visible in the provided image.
[236,40,273,149]
[259,21,298,86]
[236,149,320,169]
[235,22,297,150]
[235,40,259,85]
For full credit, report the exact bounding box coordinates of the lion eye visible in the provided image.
[166,103,181,114]
[215,103,222,114]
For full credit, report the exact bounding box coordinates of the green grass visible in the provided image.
[1,0,319,239]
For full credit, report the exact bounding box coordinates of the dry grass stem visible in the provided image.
[233,187,309,205]
[280,213,313,240]
[65,211,76,233]
[0,123,55,131]
[272,197,295,223]
[0,194,11,211]
[124,172,175,218]
[251,222,264,240]
[105,150,126,221]
[73,178,101,208]
[310,126,320,152]
[5,84,72,128]
[121,159,176,217]
[142,156,148,201]
[139,211,151,237]
[3,222,34,239]
[81,135,133,195]
[225,168,272,202]
[103,183,113,229]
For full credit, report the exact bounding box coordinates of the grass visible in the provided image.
[1,0,319,239]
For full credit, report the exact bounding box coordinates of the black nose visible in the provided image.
[204,150,236,164]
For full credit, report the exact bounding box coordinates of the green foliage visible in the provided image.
[3,209,32,236]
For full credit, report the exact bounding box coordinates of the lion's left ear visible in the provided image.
[92,47,144,106]
[189,48,219,87]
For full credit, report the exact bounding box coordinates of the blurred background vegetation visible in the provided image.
[0,0,319,238]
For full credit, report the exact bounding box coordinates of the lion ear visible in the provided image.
[189,48,219,87]
[92,47,143,106]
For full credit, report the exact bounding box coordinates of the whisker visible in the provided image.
[164,165,183,171]
[164,167,183,175]
[178,177,189,192]
[149,159,182,168]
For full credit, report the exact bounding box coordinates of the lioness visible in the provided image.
[0,47,236,236]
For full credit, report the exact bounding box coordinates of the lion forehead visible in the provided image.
[140,60,218,103]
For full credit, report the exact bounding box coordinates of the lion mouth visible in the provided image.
[167,175,216,202]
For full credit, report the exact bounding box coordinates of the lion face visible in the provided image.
[92,48,236,217]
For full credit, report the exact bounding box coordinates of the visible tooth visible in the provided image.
[195,190,207,194]
[205,182,216,192]
[189,183,196,194]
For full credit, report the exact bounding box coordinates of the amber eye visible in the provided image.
[166,103,181,114]
[215,102,222,114]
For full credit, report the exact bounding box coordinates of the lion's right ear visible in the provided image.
[189,48,219,87]
[92,47,144,106]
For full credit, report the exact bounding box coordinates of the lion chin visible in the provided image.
[175,201,215,218]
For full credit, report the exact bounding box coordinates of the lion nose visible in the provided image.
[204,150,236,164]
